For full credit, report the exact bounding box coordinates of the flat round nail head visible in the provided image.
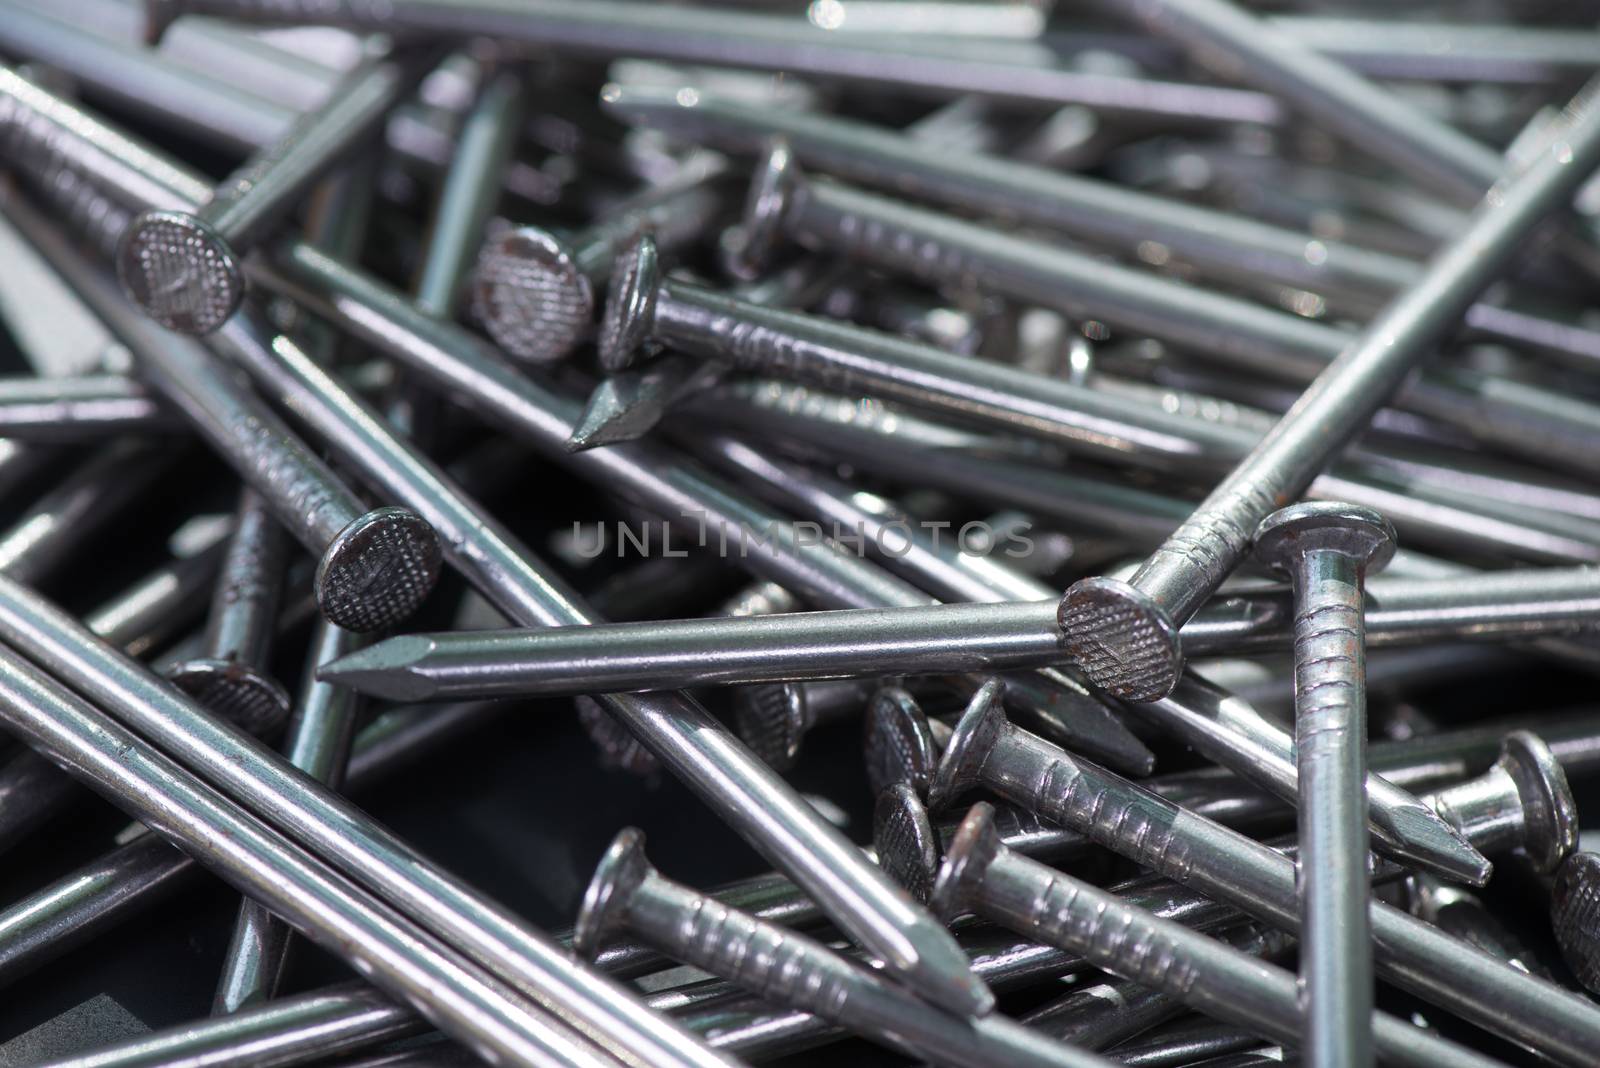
[928,801,1000,921]
[1253,501,1397,575]
[1059,576,1182,703]
[472,227,594,365]
[1500,730,1578,874]
[597,237,661,372]
[927,684,1008,812]
[862,686,937,797]
[166,657,291,736]
[734,682,808,771]
[574,827,652,961]
[117,210,246,336]
[730,139,797,280]
[873,782,939,904]
[315,507,443,633]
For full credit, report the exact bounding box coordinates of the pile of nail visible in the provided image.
[3,0,1600,1066]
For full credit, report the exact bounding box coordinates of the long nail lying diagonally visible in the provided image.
[1059,79,1600,702]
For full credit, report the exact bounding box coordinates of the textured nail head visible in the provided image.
[1058,576,1183,703]
[872,782,939,904]
[573,827,653,961]
[862,686,937,797]
[597,237,660,372]
[928,801,1001,921]
[577,695,660,776]
[1552,852,1600,996]
[730,139,797,280]
[116,210,246,336]
[472,227,594,365]
[926,680,1007,812]
[166,656,291,735]
[314,507,443,633]
[1253,501,1397,577]
[733,682,808,770]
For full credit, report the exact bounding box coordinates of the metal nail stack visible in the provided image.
[0,1,1594,1066]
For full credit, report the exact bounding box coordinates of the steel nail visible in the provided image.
[573,694,660,777]
[692,433,1150,770]
[115,46,428,335]
[665,899,1240,1063]
[318,560,1600,688]
[862,686,940,800]
[690,378,1600,569]
[473,161,730,363]
[1269,17,1600,84]
[923,687,1600,1065]
[87,521,231,659]
[595,231,1233,473]
[0,522,228,852]
[1253,502,1397,1067]
[214,618,365,1015]
[1020,976,1188,1056]
[412,69,524,324]
[1018,924,1302,1056]
[1059,86,1600,701]
[164,491,291,736]
[564,257,854,452]
[566,354,725,452]
[570,827,1108,1068]
[45,983,423,1068]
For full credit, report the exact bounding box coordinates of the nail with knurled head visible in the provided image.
[164,491,291,735]
[116,49,423,334]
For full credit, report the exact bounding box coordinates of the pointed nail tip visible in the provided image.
[316,658,436,703]
[1103,734,1157,777]
[1064,728,1154,777]
[1389,808,1494,886]
[900,933,994,1017]
[567,428,623,452]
